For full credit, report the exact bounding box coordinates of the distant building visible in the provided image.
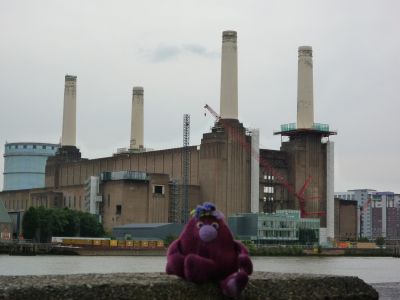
[228,210,320,245]
[371,192,400,241]
[335,189,376,239]
[0,201,12,241]
[335,189,400,241]
[0,33,336,239]
[3,142,59,191]
[334,198,358,241]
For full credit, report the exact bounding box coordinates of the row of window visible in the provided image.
[63,196,83,210]
[263,186,274,194]
[3,197,57,210]
[6,144,56,150]
[263,174,275,181]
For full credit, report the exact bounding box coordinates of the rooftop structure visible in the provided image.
[3,142,59,191]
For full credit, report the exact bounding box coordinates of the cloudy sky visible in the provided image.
[0,0,399,193]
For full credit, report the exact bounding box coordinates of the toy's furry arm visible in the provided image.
[234,240,253,275]
[166,239,185,278]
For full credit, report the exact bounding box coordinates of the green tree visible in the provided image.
[358,237,369,242]
[36,206,53,242]
[164,234,178,247]
[22,207,105,242]
[63,209,81,237]
[299,228,318,245]
[240,240,257,253]
[375,236,385,248]
[78,211,105,237]
[22,207,39,240]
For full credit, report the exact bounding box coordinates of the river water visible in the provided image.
[0,255,399,298]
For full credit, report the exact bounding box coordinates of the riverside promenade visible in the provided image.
[0,272,378,299]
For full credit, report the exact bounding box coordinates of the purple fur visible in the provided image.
[166,202,253,298]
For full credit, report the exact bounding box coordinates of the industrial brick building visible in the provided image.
[0,31,336,243]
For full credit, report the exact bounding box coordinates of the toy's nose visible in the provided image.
[199,225,217,242]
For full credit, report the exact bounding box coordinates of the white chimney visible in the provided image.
[130,87,144,149]
[297,46,314,129]
[220,30,238,119]
[61,75,77,146]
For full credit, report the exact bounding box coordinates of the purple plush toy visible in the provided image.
[166,202,253,298]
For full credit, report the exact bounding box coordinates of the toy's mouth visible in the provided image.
[199,225,217,242]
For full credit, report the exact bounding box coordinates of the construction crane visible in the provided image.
[203,104,324,218]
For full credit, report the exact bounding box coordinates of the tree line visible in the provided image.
[22,207,105,243]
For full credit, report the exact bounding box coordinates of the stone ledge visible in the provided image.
[0,272,378,300]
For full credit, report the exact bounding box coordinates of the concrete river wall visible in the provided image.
[0,272,378,299]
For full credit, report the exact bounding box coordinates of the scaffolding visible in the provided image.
[168,180,181,223]
[182,114,190,224]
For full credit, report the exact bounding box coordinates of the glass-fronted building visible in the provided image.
[3,142,59,191]
[228,210,320,245]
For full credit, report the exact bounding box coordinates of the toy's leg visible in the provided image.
[219,270,249,299]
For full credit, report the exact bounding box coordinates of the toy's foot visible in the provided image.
[220,271,248,299]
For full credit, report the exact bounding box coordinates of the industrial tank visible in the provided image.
[3,142,59,191]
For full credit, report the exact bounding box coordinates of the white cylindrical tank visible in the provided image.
[61,75,77,146]
[3,142,59,191]
[297,46,314,129]
[220,30,238,119]
[130,87,144,149]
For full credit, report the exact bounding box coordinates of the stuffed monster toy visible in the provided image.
[166,202,253,298]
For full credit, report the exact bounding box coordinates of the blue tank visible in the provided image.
[3,142,59,191]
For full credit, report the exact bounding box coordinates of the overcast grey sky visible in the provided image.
[0,0,399,193]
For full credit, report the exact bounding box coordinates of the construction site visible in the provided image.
[0,30,338,244]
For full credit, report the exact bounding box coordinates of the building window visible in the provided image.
[108,194,110,208]
[51,146,54,150]
[153,185,165,195]
[33,145,36,149]
[116,205,122,215]
[23,145,27,149]
[68,196,71,208]
[42,145,46,149]
[264,186,274,194]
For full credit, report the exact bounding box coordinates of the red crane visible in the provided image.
[204,104,324,218]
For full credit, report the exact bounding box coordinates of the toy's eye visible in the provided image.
[196,222,204,229]
[211,222,219,229]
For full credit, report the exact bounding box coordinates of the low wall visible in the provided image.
[0,272,378,300]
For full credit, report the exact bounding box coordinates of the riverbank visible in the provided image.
[50,247,166,256]
[2,241,397,257]
[250,245,395,257]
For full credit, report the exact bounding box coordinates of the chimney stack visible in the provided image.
[61,75,77,146]
[130,87,144,149]
[220,30,238,119]
[297,46,314,129]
